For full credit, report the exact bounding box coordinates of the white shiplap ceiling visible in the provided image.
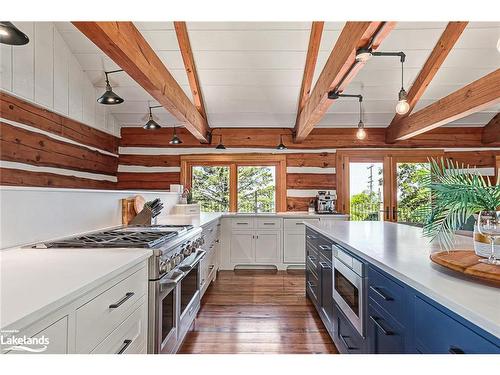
[54,21,500,130]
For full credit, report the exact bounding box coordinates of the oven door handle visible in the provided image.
[181,249,206,271]
[160,271,185,285]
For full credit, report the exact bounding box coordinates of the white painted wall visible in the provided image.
[0,187,180,249]
[0,22,119,137]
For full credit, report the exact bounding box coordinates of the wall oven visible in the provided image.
[333,245,366,336]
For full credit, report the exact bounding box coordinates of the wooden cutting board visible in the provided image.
[121,195,145,225]
[430,250,500,286]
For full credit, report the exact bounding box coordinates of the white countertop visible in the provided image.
[305,220,500,339]
[0,247,152,331]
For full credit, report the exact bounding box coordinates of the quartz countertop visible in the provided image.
[0,247,152,331]
[304,220,500,339]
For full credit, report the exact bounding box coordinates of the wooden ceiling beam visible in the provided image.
[482,113,500,144]
[296,22,324,119]
[386,22,468,142]
[72,22,210,143]
[386,69,500,142]
[294,22,395,142]
[174,21,208,121]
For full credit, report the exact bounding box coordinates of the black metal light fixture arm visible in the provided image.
[371,51,406,63]
[328,91,363,102]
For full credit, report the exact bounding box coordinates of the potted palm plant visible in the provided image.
[423,158,500,261]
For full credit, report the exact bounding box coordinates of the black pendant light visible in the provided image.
[97,70,124,105]
[0,22,29,45]
[143,105,162,130]
[328,91,366,140]
[276,134,287,150]
[215,135,226,150]
[169,125,183,145]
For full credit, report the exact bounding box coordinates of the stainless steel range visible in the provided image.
[32,224,205,354]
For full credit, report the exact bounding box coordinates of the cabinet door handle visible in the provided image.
[339,334,358,350]
[296,222,304,225]
[449,346,465,354]
[369,315,394,336]
[236,222,248,225]
[263,222,275,226]
[109,292,135,309]
[307,255,317,263]
[209,265,215,270]
[307,280,316,288]
[319,245,331,251]
[319,261,331,269]
[306,235,317,239]
[369,286,393,301]
[116,339,132,354]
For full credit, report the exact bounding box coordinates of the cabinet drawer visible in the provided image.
[317,236,333,260]
[284,218,319,230]
[367,302,405,354]
[306,268,319,306]
[368,266,406,325]
[306,252,319,277]
[231,218,254,229]
[91,298,147,354]
[305,228,319,247]
[334,302,365,354]
[256,217,282,229]
[75,266,147,353]
[414,296,500,354]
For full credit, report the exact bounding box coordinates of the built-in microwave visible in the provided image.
[333,245,366,336]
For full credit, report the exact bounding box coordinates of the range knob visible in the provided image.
[159,260,168,274]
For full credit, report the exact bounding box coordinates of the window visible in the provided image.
[180,155,286,213]
[191,166,230,212]
[237,166,275,213]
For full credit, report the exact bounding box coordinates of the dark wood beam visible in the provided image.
[482,113,500,144]
[72,22,209,143]
[174,21,208,121]
[386,22,468,142]
[294,22,395,142]
[386,69,500,142]
[296,22,324,119]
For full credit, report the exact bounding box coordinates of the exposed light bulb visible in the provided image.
[396,99,410,115]
[356,121,366,140]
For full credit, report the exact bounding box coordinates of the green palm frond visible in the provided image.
[422,158,500,251]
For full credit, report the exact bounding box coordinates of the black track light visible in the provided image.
[0,22,29,45]
[215,135,226,150]
[169,126,183,145]
[276,135,287,150]
[143,105,162,130]
[97,70,124,105]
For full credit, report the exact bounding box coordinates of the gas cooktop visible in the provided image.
[33,225,194,249]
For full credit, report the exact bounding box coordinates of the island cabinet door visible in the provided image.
[367,302,406,354]
[230,231,255,263]
[255,231,280,263]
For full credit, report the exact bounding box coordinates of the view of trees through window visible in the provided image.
[237,166,275,213]
[190,165,276,213]
[349,162,431,225]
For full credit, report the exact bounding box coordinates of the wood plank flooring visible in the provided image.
[178,269,338,354]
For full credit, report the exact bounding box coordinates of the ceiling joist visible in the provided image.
[296,21,324,119]
[72,22,210,143]
[174,21,208,122]
[482,113,500,144]
[385,21,468,142]
[294,21,396,142]
[386,68,500,142]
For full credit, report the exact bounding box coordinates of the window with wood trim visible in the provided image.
[180,154,287,213]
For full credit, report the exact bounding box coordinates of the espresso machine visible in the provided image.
[315,191,337,214]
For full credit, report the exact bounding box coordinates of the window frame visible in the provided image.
[180,154,287,213]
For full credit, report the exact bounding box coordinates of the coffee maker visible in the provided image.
[315,191,337,214]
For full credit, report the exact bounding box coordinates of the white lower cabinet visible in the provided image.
[255,231,281,263]
[283,232,306,263]
[230,231,255,263]
[230,228,281,265]
[2,261,149,354]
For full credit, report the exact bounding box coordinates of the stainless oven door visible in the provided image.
[333,259,364,335]
[148,270,183,354]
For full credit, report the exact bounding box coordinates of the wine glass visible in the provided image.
[476,210,500,265]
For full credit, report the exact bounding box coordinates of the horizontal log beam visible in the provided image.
[286,153,336,168]
[116,172,180,190]
[287,173,336,189]
[118,154,180,167]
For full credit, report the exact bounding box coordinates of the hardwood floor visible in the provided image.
[178,269,338,354]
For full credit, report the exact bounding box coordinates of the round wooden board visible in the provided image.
[133,195,146,214]
[430,250,500,287]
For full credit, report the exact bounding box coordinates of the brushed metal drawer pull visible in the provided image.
[307,281,316,288]
[209,265,215,270]
[319,261,332,269]
[369,316,393,336]
[296,222,304,225]
[369,286,393,301]
[306,235,317,239]
[339,334,358,350]
[109,292,135,309]
[116,339,132,354]
[307,255,317,263]
[263,222,275,225]
[236,222,248,225]
[449,346,465,354]
[319,245,331,251]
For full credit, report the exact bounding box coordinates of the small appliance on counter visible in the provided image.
[315,191,337,214]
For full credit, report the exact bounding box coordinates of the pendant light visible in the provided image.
[276,134,287,150]
[356,98,367,140]
[215,135,226,150]
[97,70,124,105]
[355,48,409,115]
[328,91,366,140]
[169,125,183,145]
[143,105,162,130]
[0,22,29,45]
